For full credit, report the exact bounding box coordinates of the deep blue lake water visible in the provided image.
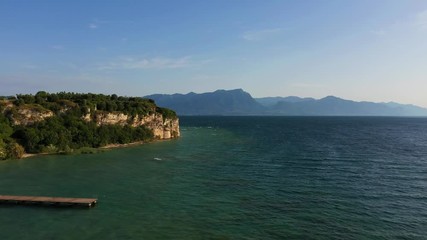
[0,117,426,239]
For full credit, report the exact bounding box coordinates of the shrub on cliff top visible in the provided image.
[156,107,177,120]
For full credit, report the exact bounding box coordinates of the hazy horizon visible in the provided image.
[1,0,427,107]
[2,88,427,110]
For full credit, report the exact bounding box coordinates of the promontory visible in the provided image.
[0,91,180,160]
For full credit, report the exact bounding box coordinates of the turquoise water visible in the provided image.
[0,117,427,239]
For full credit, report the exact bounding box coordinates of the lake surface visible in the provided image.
[0,117,426,239]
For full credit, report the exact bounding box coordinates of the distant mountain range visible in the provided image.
[145,89,427,116]
[145,89,263,115]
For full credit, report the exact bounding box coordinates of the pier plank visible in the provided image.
[0,195,97,208]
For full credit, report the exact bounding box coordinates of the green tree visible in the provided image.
[14,128,41,153]
[6,141,25,159]
[0,139,7,160]
[0,115,13,138]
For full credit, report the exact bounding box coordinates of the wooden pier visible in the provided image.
[0,195,97,208]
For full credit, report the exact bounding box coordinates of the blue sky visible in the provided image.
[1,0,427,107]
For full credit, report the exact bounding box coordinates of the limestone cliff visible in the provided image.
[4,103,180,140]
[3,100,180,140]
[0,100,13,113]
[9,105,54,126]
[84,111,180,140]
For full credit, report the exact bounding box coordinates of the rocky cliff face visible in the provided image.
[7,103,180,140]
[84,112,180,139]
[10,107,54,126]
[0,100,13,112]
[5,100,180,140]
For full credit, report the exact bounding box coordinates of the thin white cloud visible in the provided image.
[88,19,135,30]
[190,74,224,82]
[51,45,64,50]
[0,74,122,96]
[369,9,427,36]
[98,56,193,70]
[89,23,98,29]
[371,30,386,36]
[242,28,283,41]
[23,64,38,69]
[415,9,427,30]
[291,82,324,88]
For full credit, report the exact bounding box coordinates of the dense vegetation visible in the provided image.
[0,91,177,160]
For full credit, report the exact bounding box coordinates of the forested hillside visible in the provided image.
[0,91,179,160]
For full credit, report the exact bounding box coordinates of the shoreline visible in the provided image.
[99,141,146,149]
[20,140,159,159]
[22,152,50,159]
